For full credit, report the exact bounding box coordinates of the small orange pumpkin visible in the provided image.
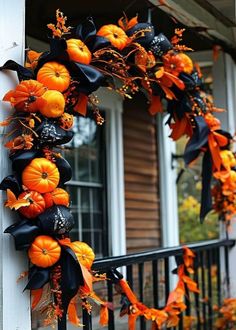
[97,24,129,50]
[22,158,60,193]
[66,39,92,64]
[3,80,47,112]
[71,241,95,269]
[43,188,70,208]
[37,62,70,92]
[28,235,61,268]
[18,191,46,219]
[38,90,65,118]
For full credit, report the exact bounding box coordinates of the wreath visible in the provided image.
[0,9,235,329]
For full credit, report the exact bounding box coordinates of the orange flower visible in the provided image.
[163,52,185,76]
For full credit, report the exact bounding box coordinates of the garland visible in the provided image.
[0,8,235,328]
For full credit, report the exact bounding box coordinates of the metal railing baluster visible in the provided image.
[164,258,170,303]
[152,259,159,308]
[138,263,146,330]
[207,249,213,328]
[107,280,115,330]
[200,251,207,330]
[216,247,222,308]
[224,245,230,296]
[194,252,201,330]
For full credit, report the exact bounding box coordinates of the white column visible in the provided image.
[0,1,31,330]
[96,88,126,256]
[157,114,179,248]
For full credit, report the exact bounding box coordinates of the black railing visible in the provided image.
[81,239,235,330]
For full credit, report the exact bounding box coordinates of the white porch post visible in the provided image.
[223,53,236,297]
[157,114,179,248]
[95,88,126,257]
[0,1,31,329]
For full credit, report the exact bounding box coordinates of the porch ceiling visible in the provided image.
[26,0,212,52]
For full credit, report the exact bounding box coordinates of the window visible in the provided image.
[64,115,108,257]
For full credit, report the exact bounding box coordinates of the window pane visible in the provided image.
[64,116,103,183]
[65,114,107,257]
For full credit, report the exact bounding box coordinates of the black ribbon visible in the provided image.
[0,60,35,81]
[0,175,22,196]
[183,116,213,221]
[184,116,209,165]
[200,151,213,221]
[25,266,50,290]
[4,220,41,250]
[75,17,111,52]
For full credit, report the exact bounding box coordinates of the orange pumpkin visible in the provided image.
[43,188,70,208]
[66,39,92,64]
[18,191,46,219]
[28,235,61,268]
[71,241,95,269]
[37,62,70,92]
[22,158,60,193]
[3,80,47,112]
[38,90,65,118]
[97,24,129,50]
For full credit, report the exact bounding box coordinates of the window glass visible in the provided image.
[64,115,107,257]
[176,65,219,243]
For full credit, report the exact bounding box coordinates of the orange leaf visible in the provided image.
[31,288,43,310]
[213,131,228,147]
[5,189,17,209]
[2,90,14,102]
[5,189,31,210]
[155,67,165,79]
[128,314,138,330]
[182,275,199,293]
[74,93,88,116]
[208,133,222,171]
[169,115,193,141]
[149,95,163,115]
[100,305,109,326]
[166,312,180,327]
[127,15,139,30]
[164,72,185,90]
[68,299,82,326]
[119,279,139,305]
[161,85,176,100]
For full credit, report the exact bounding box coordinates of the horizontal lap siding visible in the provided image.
[123,96,161,253]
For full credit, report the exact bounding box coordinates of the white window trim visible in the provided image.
[0,1,31,329]
[157,114,179,248]
[95,88,126,256]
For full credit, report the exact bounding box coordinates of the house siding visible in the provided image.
[123,95,161,253]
